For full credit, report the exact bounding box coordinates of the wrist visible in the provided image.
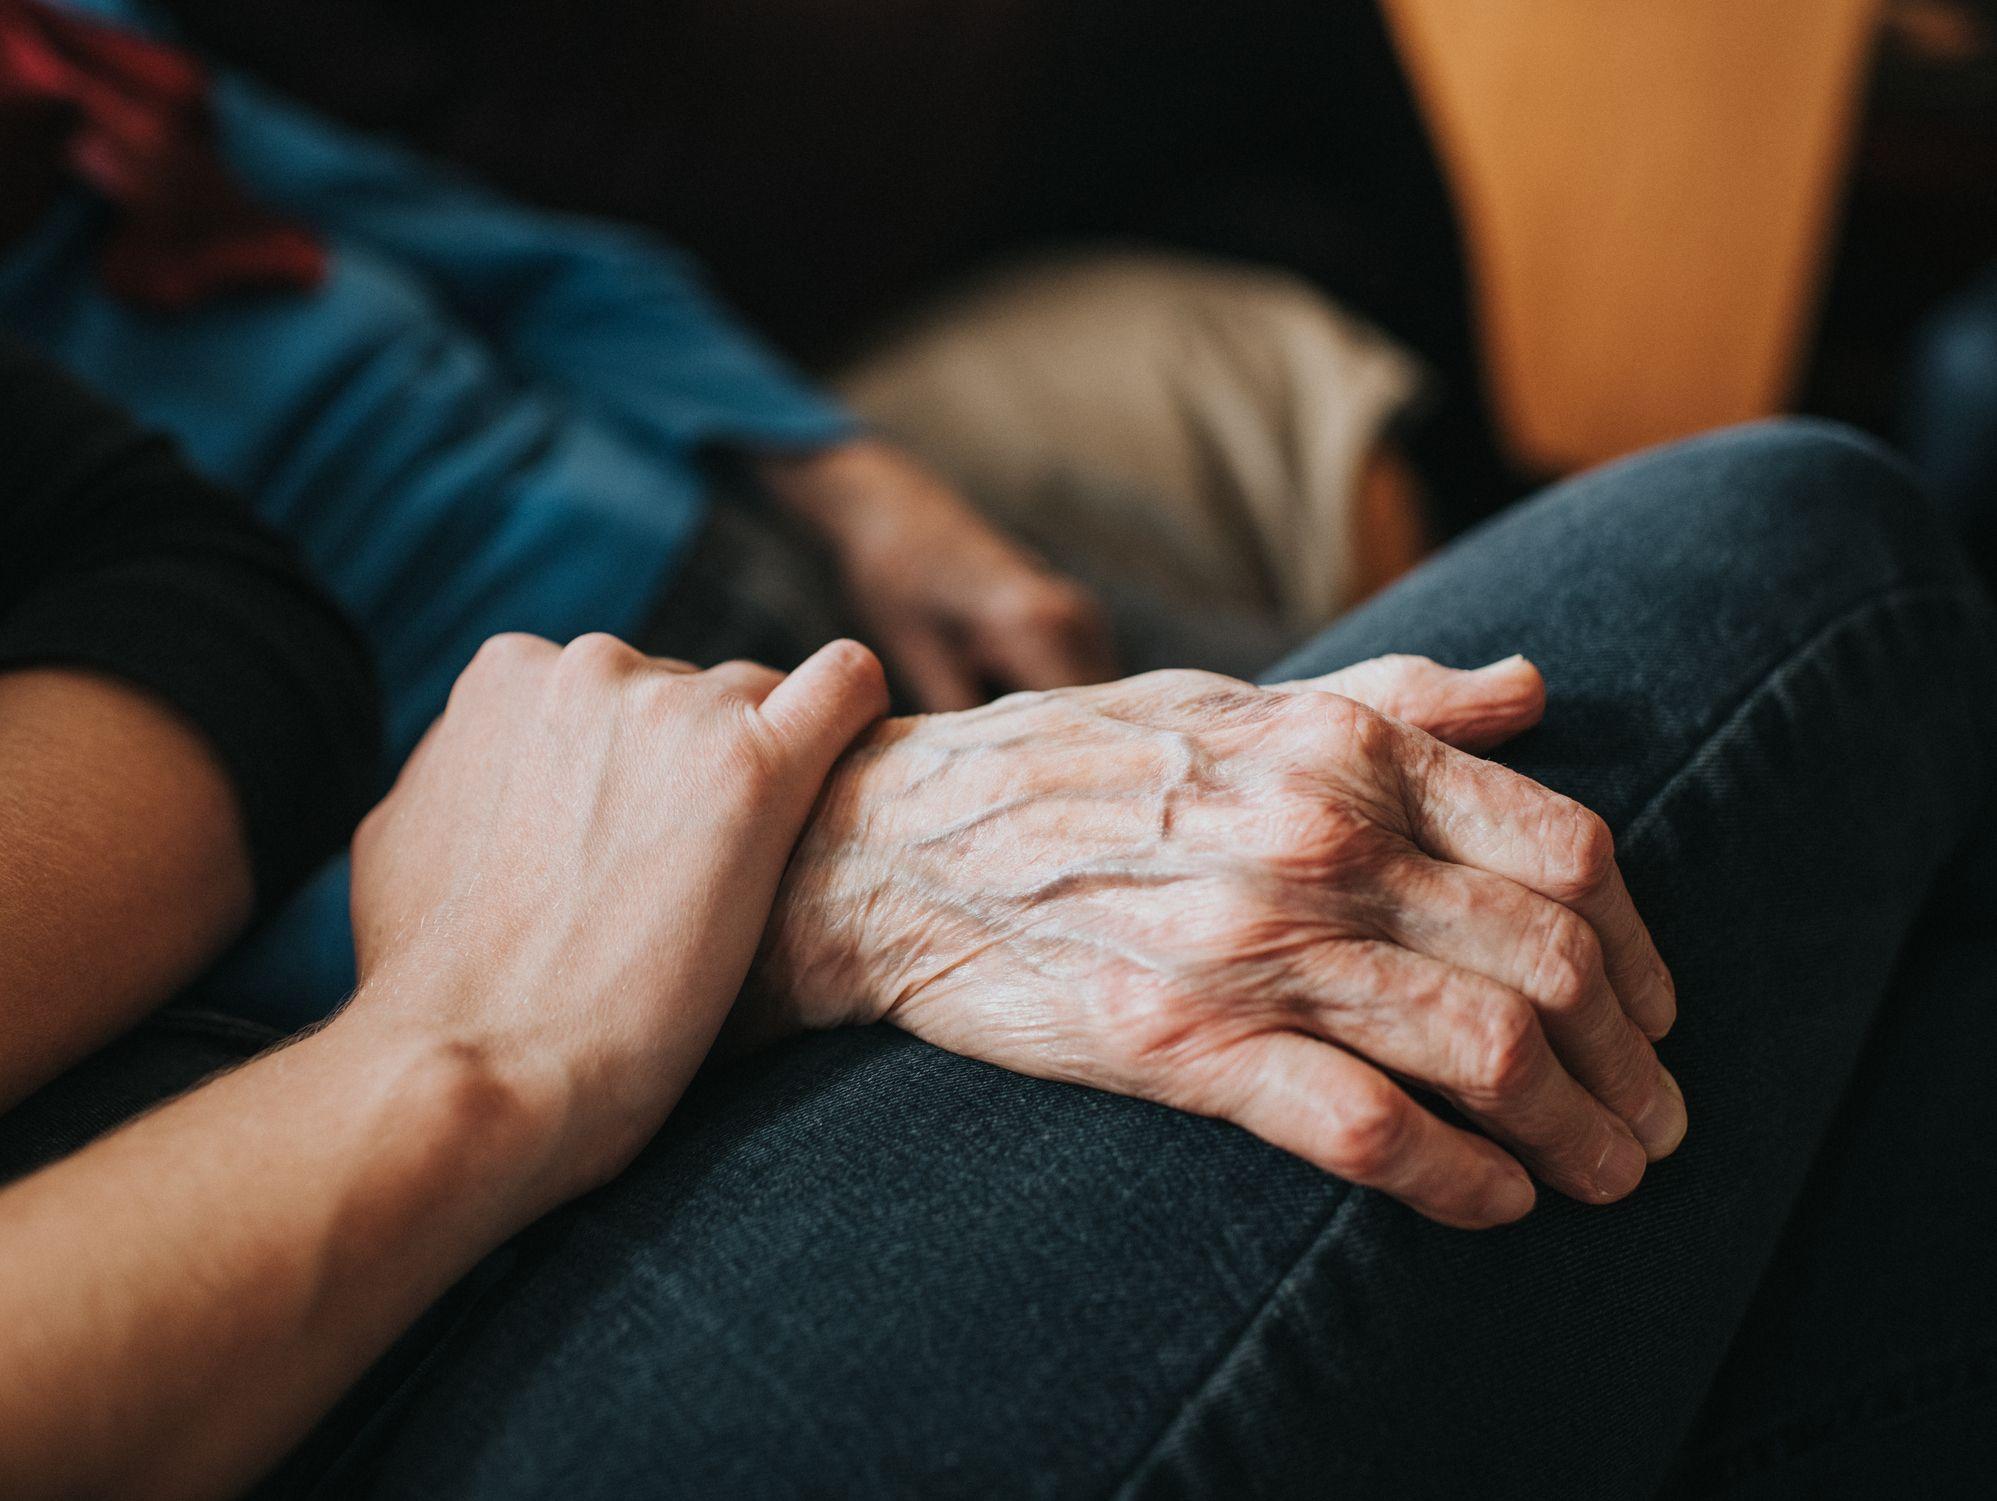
[750,728,911,1034]
[749,436,917,554]
[319,980,587,1221]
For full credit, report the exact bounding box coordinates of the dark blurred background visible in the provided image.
[151,0,1997,534]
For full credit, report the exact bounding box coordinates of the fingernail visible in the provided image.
[1476,654,1529,674]
[1482,1169,1537,1224]
[1631,1065,1688,1160]
[1594,1128,1648,1201]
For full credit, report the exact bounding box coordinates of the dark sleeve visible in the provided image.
[0,338,380,908]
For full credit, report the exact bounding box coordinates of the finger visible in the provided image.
[441,633,564,743]
[1377,854,1685,1159]
[1589,859,1678,1040]
[1291,942,1650,1205]
[1212,1033,1536,1229]
[1394,727,1678,1039]
[702,658,786,704]
[452,631,561,707]
[759,638,890,771]
[974,580,1119,692]
[1273,654,1545,752]
[884,624,986,712]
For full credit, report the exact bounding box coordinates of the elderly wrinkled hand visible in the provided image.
[754,653,1683,1229]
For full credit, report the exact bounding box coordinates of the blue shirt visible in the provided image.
[2,0,859,1022]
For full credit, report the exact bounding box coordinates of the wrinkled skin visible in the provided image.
[754,654,1685,1230]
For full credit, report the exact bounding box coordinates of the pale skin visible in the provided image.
[0,637,889,1498]
[749,653,1684,1228]
[0,644,1683,1491]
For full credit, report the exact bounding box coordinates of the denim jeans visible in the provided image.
[4,421,1993,1497]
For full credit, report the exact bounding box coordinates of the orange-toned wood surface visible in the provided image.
[1382,0,1883,473]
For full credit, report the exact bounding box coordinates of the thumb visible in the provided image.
[1274,654,1546,752]
[759,638,892,772]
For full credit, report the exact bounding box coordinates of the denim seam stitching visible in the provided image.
[1106,1183,1367,1498]
[1108,576,1987,1501]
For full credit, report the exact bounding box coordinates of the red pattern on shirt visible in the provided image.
[0,0,325,308]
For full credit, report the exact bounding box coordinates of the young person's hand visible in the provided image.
[348,631,887,1209]
[751,654,1683,1231]
[755,437,1116,709]
[0,635,882,1499]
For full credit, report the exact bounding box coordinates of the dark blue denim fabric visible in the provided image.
[343,422,1997,1498]
[3,422,1993,1498]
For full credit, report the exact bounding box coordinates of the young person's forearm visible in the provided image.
[0,631,886,1498]
[0,341,380,1108]
[0,994,557,1501]
[0,669,254,1109]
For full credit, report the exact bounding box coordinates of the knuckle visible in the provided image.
[1458,995,1543,1103]
[1281,693,1411,816]
[1543,803,1616,900]
[1277,687,1354,741]
[557,631,639,679]
[1321,695,1398,764]
[1524,909,1603,1015]
[1260,789,1391,882]
[1322,1091,1411,1180]
[1295,686,1362,730]
[468,631,551,674]
[707,659,782,694]
[1107,668,1259,724]
[452,632,553,712]
[1145,666,1227,694]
